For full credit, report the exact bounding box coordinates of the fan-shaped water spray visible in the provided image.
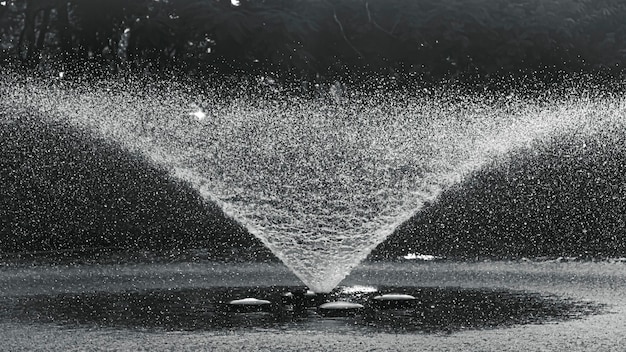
[2,73,624,292]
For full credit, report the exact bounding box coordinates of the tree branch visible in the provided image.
[365,1,398,37]
[56,0,72,55]
[333,9,363,58]
[35,8,51,52]
[0,4,7,20]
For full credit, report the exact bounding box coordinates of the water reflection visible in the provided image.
[9,286,602,334]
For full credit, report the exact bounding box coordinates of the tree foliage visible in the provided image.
[1,0,626,82]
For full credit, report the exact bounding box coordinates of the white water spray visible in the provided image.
[2,73,624,292]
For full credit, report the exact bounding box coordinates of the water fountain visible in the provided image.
[1,71,624,293]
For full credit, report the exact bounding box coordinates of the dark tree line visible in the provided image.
[1,0,626,82]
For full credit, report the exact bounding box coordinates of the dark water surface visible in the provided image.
[2,285,601,334]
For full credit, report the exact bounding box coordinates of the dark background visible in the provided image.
[1,0,626,260]
[2,0,626,83]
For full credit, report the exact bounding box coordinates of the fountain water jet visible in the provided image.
[2,73,624,292]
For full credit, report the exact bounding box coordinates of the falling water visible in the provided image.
[2,72,624,292]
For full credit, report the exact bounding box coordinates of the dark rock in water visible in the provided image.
[318,301,364,317]
[281,288,319,307]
